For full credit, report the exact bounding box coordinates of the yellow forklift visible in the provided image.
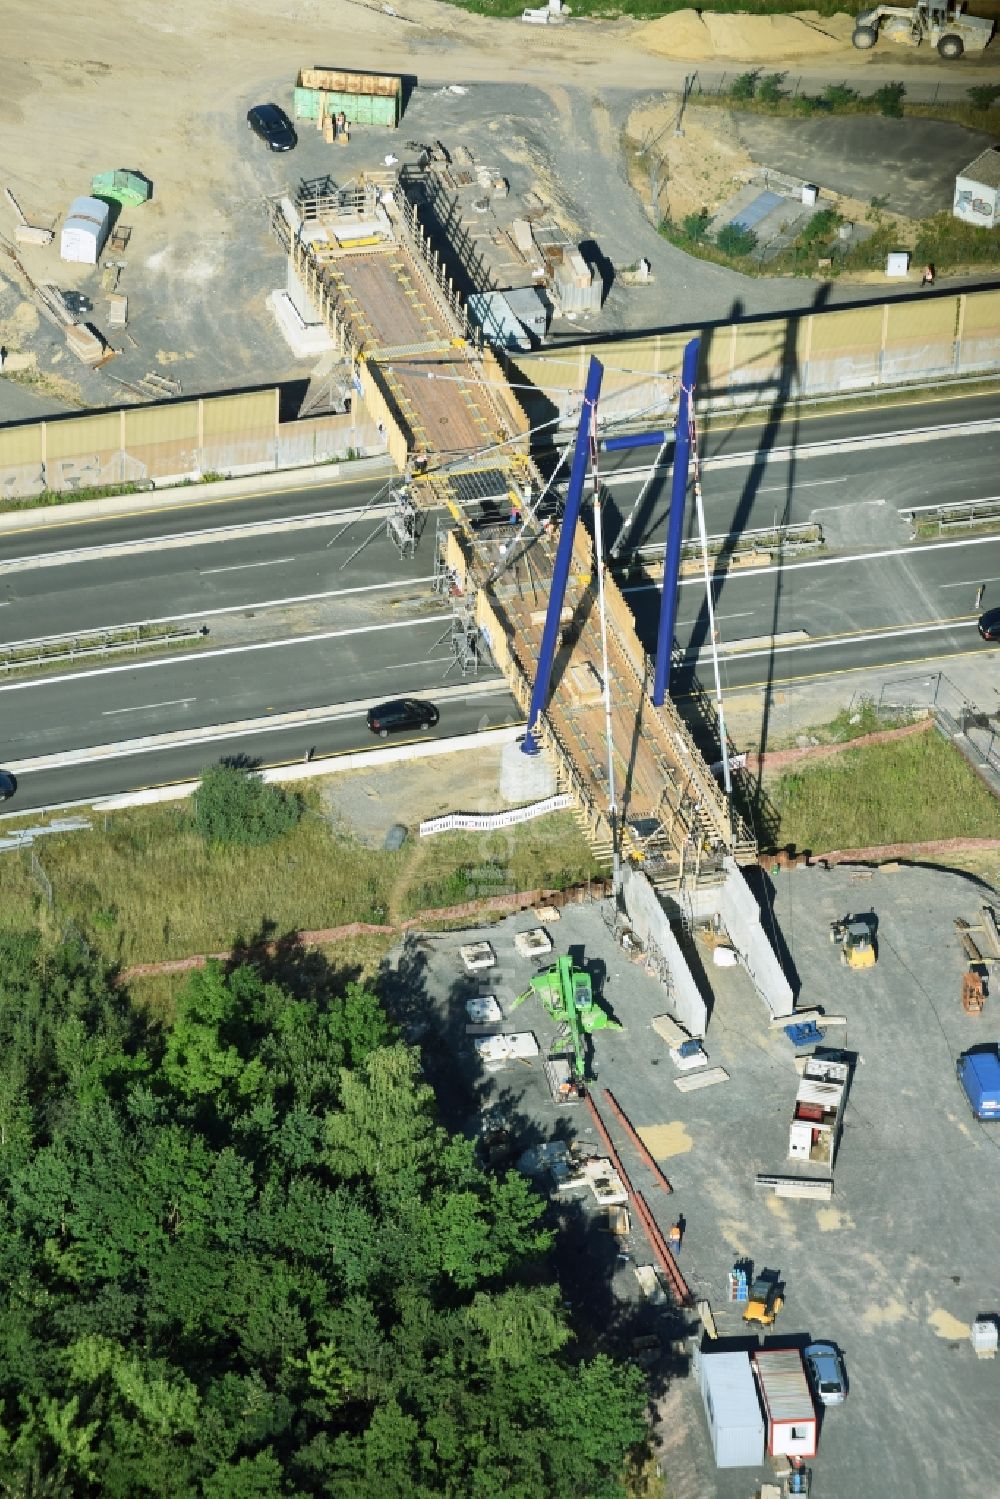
[743,1271,784,1327]
[830,914,877,969]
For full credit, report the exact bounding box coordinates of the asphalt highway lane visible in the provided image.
[0,682,521,817]
[1,388,998,811]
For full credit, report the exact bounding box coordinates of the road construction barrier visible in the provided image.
[419,793,572,838]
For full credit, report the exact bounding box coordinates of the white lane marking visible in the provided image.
[623,534,1000,597]
[103,698,195,715]
[5,681,513,773]
[758,478,848,492]
[600,417,1000,483]
[0,614,452,695]
[940,575,1000,589]
[0,501,397,573]
[683,619,966,663]
[200,557,294,574]
[0,577,438,645]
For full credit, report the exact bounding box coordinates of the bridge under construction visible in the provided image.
[270,177,756,890]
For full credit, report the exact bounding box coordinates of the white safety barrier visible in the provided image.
[419,793,573,838]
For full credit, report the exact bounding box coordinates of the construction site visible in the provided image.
[389,858,1000,1499]
[2,5,1000,1492]
[258,164,1000,1498]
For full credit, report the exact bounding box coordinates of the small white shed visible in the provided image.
[698,1350,765,1469]
[954,147,1000,229]
[60,196,110,264]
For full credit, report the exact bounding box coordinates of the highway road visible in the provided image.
[1,388,998,813]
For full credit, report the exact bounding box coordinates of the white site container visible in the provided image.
[60,196,110,264]
[752,1348,817,1459]
[698,1351,765,1469]
[802,184,818,206]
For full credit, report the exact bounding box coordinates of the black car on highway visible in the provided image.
[978,608,1000,642]
[247,103,297,152]
[367,699,440,737]
[0,770,16,802]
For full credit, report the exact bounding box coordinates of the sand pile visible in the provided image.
[637,9,857,62]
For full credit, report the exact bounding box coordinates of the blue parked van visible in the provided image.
[957,1050,1000,1120]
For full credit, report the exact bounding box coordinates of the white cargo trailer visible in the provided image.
[697,1350,765,1469]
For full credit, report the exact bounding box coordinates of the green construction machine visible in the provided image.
[511,954,622,1091]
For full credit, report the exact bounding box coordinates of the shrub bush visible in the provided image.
[730,70,760,102]
[716,223,757,257]
[967,84,1000,111]
[758,71,788,104]
[682,207,711,242]
[822,83,859,108]
[193,761,303,846]
[871,82,905,118]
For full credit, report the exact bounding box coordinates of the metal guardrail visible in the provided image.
[902,496,1000,536]
[622,521,823,571]
[0,622,205,673]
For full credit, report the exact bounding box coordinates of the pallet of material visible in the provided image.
[674,1066,729,1092]
[652,1013,689,1048]
[633,1264,667,1305]
[65,323,107,366]
[769,1007,841,1030]
[755,1173,834,1200]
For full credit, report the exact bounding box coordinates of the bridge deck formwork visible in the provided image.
[270,178,755,886]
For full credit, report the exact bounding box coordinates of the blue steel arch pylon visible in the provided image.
[522,355,604,755]
[521,337,699,751]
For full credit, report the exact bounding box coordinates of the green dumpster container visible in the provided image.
[90,170,152,207]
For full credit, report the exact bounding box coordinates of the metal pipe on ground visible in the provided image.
[603,1088,673,1194]
[584,1092,692,1307]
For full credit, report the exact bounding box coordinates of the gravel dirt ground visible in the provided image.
[385,861,1000,1499]
[3,1,998,422]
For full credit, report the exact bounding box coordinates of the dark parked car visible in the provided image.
[978,608,1000,642]
[366,699,439,737]
[0,770,17,802]
[246,103,297,152]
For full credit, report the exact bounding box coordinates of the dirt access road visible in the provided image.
[3,1,995,256]
[1,2,997,416]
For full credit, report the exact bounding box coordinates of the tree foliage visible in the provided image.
[193,762,302,847]
[715,223,757,258]
[0,935,649,1493]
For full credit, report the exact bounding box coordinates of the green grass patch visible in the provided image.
[396,813,606,918]
[0,480,148,513]
[765,727,1000,853]
[803,695,918,746]
[0,799,603,966]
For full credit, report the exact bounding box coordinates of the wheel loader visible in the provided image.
[830,914,877,970]
[852,2,993,59]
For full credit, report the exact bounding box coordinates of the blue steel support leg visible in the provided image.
[652,335,700,708]
[522,355,604,755]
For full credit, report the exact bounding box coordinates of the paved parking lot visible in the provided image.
[387,859,1000,1499]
